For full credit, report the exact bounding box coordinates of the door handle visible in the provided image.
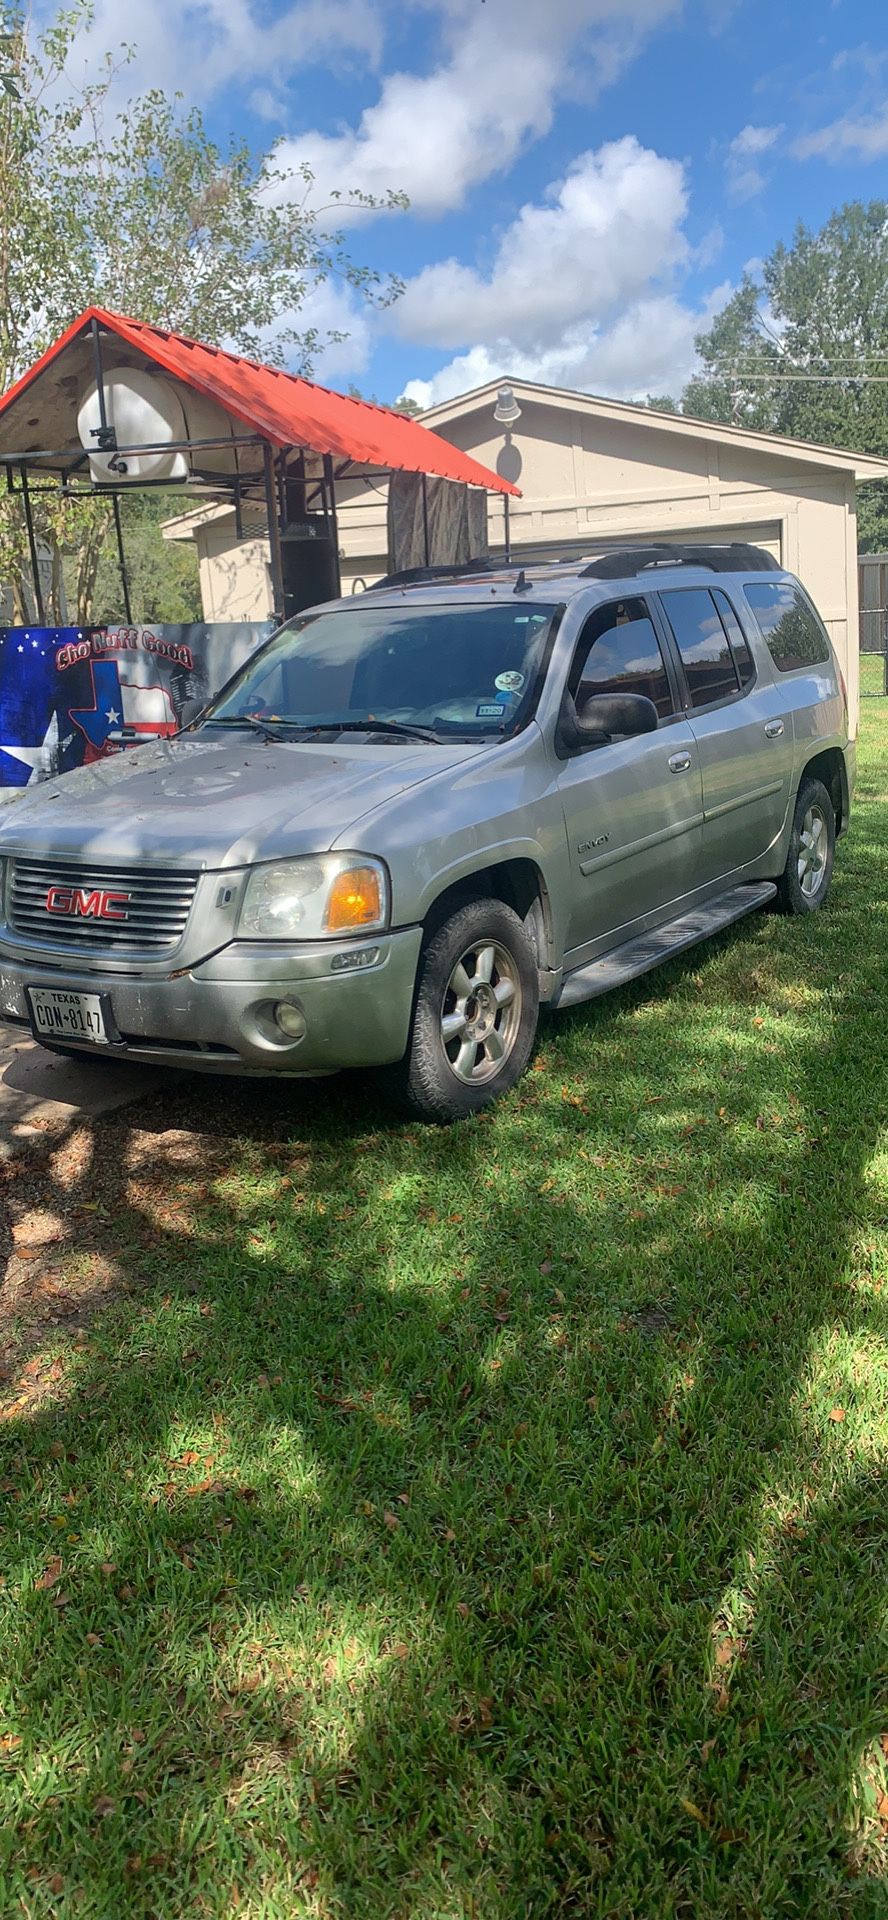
[668,751,692,773]
[764,719,785,739]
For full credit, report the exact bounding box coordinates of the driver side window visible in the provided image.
[568,597,674,721]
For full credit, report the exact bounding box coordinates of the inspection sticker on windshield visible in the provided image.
[494,670,524,693]
[476,703,504,718]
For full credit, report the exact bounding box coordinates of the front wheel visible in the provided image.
[389,897,540,1122]
[775,776,835,914]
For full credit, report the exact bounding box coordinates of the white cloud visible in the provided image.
[52,0,383,110]
[396,140,728,409]
[400,291,720,409]
[725,123,783,201]
[793,107,888,162]
[275,0,681,220]
[730,123,784,156]
[395,138,688,350]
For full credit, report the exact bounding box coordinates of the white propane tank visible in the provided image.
[77,367,191,483]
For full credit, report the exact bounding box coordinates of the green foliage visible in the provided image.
[89,492,202,626]
[677,204,888,550]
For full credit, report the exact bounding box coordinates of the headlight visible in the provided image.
[239,854,389,941]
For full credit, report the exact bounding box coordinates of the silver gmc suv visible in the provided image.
[0,545,854,1121]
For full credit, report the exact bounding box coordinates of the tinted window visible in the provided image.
[713,589,755,688]
[744,582,831,673]
[572,597,673,719]
[661,588,740,708]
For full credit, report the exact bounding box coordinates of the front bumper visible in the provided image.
[0,928,423,1076]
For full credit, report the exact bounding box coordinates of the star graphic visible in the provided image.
[0,711,59,785]
[106,707,121,725]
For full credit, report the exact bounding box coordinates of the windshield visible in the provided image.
[204,600,559,739]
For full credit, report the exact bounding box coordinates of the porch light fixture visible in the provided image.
[493,385,521,425]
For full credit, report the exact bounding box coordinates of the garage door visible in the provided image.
[526,522,783,565]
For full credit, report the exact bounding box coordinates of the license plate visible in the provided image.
[27,987,110,1046]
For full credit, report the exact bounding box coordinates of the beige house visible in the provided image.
[163,379,888,724]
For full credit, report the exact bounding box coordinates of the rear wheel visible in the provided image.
[389,897,539,1122]
[776,776,835,914]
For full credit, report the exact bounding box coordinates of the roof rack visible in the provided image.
[367,558,502,590]
[578,543,781,579]
[365,541,781,593]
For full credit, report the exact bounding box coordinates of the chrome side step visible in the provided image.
[554,881,777,1011]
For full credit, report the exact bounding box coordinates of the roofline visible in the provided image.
[420,376,888,482]
[0,306,520,496]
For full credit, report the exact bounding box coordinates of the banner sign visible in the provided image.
[0,622,274,789]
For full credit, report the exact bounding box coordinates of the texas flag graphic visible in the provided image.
[69,658,178,764]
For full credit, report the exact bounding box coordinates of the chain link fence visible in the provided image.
[860,554,888,694]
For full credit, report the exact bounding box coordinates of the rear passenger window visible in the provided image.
[660,588,740,709]
[744,582,831,673]
[712,590,755,689]
[570,597,674,720]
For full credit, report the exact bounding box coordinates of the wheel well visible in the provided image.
[799,747,847,834]
[421,860,554,969]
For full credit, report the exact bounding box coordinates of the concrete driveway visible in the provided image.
[0,1020,167,1150]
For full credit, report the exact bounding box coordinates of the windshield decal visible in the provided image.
[494,671,525,693]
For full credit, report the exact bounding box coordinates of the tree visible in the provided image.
[0,1,406,619]
[677,203,888,550]
[91,492,202,627]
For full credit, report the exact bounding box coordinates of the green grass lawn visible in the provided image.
[5,700,888,1918]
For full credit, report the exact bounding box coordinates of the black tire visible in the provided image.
[775,776,835,914]
[388,897,540,1122]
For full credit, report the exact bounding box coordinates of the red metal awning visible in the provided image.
[0,305,520,495]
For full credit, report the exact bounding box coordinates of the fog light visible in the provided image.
[274,1001,307,1040]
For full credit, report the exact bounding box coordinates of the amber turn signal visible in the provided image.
[324,866,384,932]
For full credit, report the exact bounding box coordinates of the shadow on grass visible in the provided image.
[2,789,888,1915]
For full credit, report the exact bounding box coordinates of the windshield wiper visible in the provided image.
[321,718,442,742]
[206,715,445,744]
[204,713,286,742]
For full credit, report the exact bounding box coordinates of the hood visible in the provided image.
[0,732,484,869]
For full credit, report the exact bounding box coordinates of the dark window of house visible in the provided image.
[571,596,673,720]
[744,581,831,672]
[712,589,755,688]
[660,588,740,708]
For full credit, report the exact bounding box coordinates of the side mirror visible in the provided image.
[558,689,659,752]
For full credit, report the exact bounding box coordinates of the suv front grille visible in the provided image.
[8,858,198,954]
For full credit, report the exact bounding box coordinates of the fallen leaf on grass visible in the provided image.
[829,1406,846,1423]
[701,1738,717,1762]
[35,1556,63,1590]
[99,1561,117,1575]
[714,1636,744,1667]
[681,1799,710,1827]
[878,1792,888,1824]
[390,1641,410,1661]
[0,1733,21,1752]
[383,1510,399,1531]
[93,1796,115,1817]
[48,1875,64,1894]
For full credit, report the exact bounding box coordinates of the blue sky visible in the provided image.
[67,0,888,406]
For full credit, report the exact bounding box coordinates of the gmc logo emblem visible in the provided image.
[45,885,131,921]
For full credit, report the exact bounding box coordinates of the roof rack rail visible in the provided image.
[579,543,781,579]
[367,557,504,590]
